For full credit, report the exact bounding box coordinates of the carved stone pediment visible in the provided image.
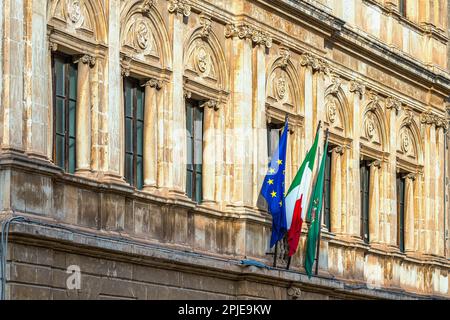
[51,0,95,34]
[184,39,218,82]
[121,14,159,61]
[362,111,382,147]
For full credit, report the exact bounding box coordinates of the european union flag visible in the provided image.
[261,119,288,248]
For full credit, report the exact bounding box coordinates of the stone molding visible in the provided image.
[385,96,401,114]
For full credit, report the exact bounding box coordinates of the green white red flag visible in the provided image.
[304,130,329,277]
[285,124,321,257]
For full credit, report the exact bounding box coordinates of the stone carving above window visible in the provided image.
[121,12,158,61]
[51,0,93,32]
[363,111,382,146]
[68,0,83,24]
[185,40,216,80]
[398,126,416,159]
[168,0,191,17]
[266,67,294,109]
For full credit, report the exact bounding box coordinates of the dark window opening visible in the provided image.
[52,53,77,174]
[267,121,284,161]
[323,146,332,231]
[360,160,370,243]
[397,173,406,252]
[399,0,407,17]
[123,77,144,189]
[186,99,203,203]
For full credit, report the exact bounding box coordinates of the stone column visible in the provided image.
[74,54,95,175]
[330,146,343,234]
[202,100,218,205]
[435,123,445,256]
[1,0,25,152]
[404,173,416,253]
[252,44,267,208]
[214,103,225,203]
[421,111,435,254]
[348,80,365,238]
[143,79,161,190]
[168,4,189,196]
[386,98,400,246]
[103,0,123,182]
[369,160,381,244]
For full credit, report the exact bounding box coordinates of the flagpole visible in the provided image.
[315,128,329,276]
[285,120,322,271]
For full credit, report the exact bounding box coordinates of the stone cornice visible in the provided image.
[259,0,450,92]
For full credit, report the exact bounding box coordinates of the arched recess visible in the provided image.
[361,95,388,155]
[48,0,107,44]
[120,0,172,70]
[396,111,423,167]
[265,57,302,116]
[324,85,351,139]
[183,27,229,99]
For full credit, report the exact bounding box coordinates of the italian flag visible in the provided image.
[285,127,320,257]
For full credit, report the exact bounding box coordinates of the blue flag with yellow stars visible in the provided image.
[261,119,288,248]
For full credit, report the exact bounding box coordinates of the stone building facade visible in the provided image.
[0,0,449,299]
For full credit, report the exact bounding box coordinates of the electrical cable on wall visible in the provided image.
[0,216,26,300]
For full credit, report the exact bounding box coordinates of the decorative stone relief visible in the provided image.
[74,54,96,67]
[195,45,210,74]
[141,0,156,15]
[349,80,365,98]
[386,96,401,114]
[144,78,163,90]
[326,98,338,124]
[168,0,191,17]
[328,73,342,95]
[199,14,212,39]
[400,129,411,153]
[266,66,294,107]
[403,108,414,127]
[398,126,416,158]
[420,109,437,126]
[299,52,329,74]
[224,23,272,48]
[279,47,290,69]
[363,111,381,144]
[201,99,219,111]
[275,77,287,100]
[136,21,151,50]
[121,15,158,58]
[67,0,83,24]
[185,39,217,80]
[287,287,302,299]
[367,91,381,109]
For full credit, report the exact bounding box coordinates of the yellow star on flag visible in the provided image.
[271,190,277,198]
[277,159,283,165]
[267,179,274,185]
[279,201,283,207]
[269,168,275,174]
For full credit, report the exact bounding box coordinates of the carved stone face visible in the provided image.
[68,0,82,24]
[276,77,287,100]
[136,22,149,50]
